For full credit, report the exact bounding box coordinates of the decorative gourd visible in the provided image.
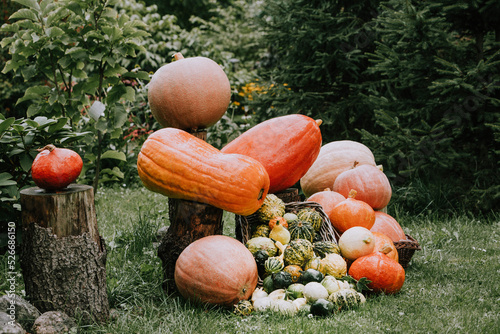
[283,239,315,267]
[257,194,286,222]
[272,271,293,289]
[245,237,278,257]
[269,217,288,230]
[221,114,322,194]
[296,208,323,232]
[313,240,341,258]
[319,253,347,278]
[283,265,303,284]
[348,251,406,294]
[264,256,285,275]
[328,289,366,311]
[252,224,270,238]
[288,220,315,243]
[137,128,269,216]
[306,188,346,222]
[372,232,399,262]
[233,299,254,316]
[31,144,83,190]
[303,257,324,273]
[148,53,231,130]
[174,235,258,307]
[300,140,376,198]
[338,226,376,261]
[333,163,392,210]
[329,189,376,234]
[269,221,290,245]
[370,211,407,242]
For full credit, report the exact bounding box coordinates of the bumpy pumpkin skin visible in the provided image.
[31,144,83,190]
[349,251,405,294]
[137,128,270,215]
[221,114,322,194]
[148,53,231,130]
[300,140,376,198]
[370,211,407,242]
[174,235,258,307]
[333,164,392,210]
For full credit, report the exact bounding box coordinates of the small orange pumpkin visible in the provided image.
[174,235,258,307]
[348,251,405,294]
[370,211,407,243]
[333,163,392,210]
[372,232,399,262]
[329,189,376,234]
[306,188,345,222]
[31,144,83,190]
[269,217,288,229]
[148,53,231,130]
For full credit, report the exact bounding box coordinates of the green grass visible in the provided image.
[2,186,500,333]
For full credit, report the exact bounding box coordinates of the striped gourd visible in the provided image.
[328,289,366,311]
[313,240,341,258]
[283,239,314,267]
[297,208,323,232]
[264,256,284,275]
[288,220,315,243]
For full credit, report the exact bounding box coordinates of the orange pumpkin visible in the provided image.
[329,189,375,234]
[269,217,288,229]
[348,251,405,294]
[174,235,258,307]
[306,188,345,222]
[370,211,407,243]
[137,128,269,215]
[221,114,322,194]
[372,232,399,262]
[31,144,83,190]
[300,140,376,198]
[333,163,392,210]
[148,53,231,130]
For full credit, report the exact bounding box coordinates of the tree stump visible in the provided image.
[20,184,109,325]
[157,129,224,293]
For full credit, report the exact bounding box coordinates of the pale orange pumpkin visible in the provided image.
[333,163,392,210]
[174,235,258,307]
[370,211,407,243]
[148,53,231,130]
[329,189,376,234]
[300,140,376,198]
[306,188,345,222]
[372,232,399,262]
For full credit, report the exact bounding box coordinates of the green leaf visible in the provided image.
[9,8,38,21]
[47,117,68,133]
[46,26,65,38]
[20,153,33,172]
[0,118,16,134]
[13,0,40,11]
[101,150,126,161]
[122,71,151,81]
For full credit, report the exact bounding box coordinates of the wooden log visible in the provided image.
[20,184,109,325]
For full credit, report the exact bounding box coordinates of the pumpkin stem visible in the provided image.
[173,52,185,61]
[348,189,357,199]
[379,243,392,255]
[323,188,331,191]
[38,144,56,153]
[315,119,323,126]
[352,161,359,169]
[377,164,384,172]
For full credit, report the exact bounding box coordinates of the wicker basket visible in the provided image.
[237,201,340,245]
[394,234,421,269]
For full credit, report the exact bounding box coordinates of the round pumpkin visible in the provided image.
[174,235,258,307]
[300,140,376,198]
[348,251,405,294]
[31,144,83,191]
[306,188,345,222]
[372,232,399,262]
[148,53,231,130]
[329,190,376,234]
[333,163,392,210]
[338,226,376,261]
[269,217,288,230]
[221,114,322,194]
[370,211,407,242]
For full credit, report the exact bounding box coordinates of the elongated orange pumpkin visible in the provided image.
[148,53,231,130]
[221,114,322,194]
[137,128,270,215]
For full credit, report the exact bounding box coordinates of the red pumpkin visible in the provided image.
[31,144,83,190]
[221,114,322,194]
[306,188,345,222]
[370,211,407,243]
[348,251,405,294]
[372,232,399,262]
[174,235,258,307]
[333,163,392,210]
[148,53,231,130]
[329,189,375,234]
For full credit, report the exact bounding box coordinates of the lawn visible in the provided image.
[3,186,500,333]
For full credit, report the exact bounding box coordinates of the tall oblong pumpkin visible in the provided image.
[300,140,376,198]
[221,114,322,194]
[148,53,231,130]
[137,128,269,215]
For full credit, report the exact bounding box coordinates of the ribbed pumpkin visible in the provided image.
[313,240,341,258]
[148,53,231,130]
[370,211,407,243]
[288,220,316,243]
[137,128,269,215]
[221,114,322,194]
[372,232,399,262]
[306,188,345,222]
[174,235,258,307]
[330,189,376,234]
[333,163,392,210]
[348,251,405,294]
[300,140,376,198]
